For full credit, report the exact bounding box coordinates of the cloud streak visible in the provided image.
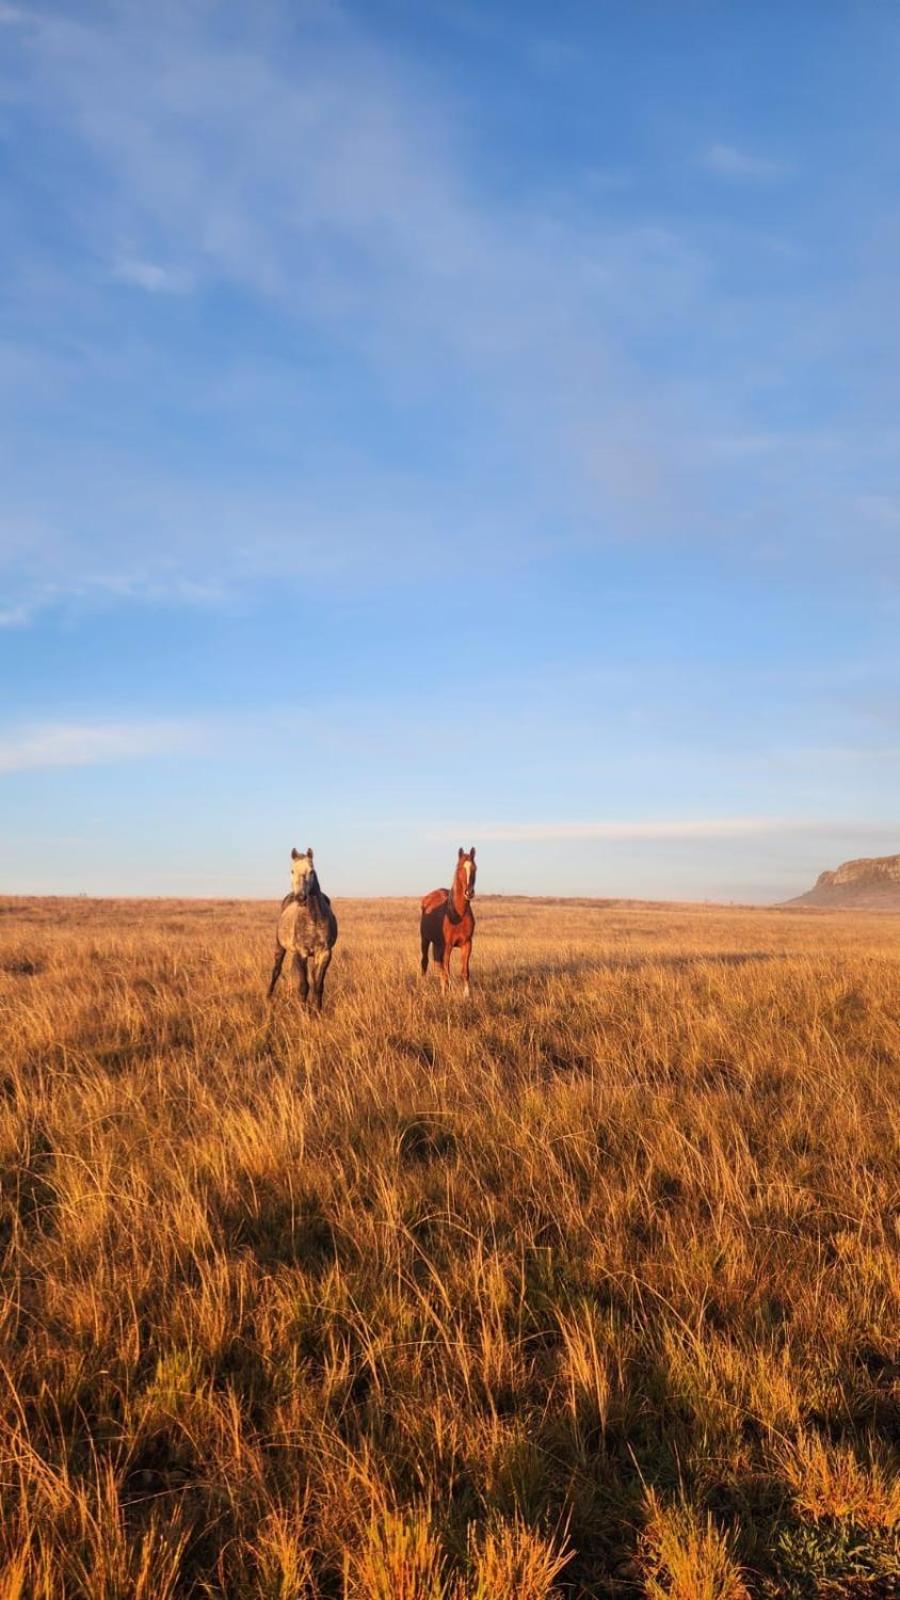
[111,255,190,294]
[701,142,787,180]
[0,602,35,627]
[0,719,201,774]
[439,818,881,843]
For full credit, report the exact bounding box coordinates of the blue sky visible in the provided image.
[1,0,898,900]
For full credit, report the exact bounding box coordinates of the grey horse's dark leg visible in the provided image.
[267,944,286,998]
[293,953,310,1005]
[311,948,332,1011]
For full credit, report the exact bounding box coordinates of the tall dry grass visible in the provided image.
[1,893,899,1597]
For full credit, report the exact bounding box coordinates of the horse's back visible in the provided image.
[421,887,449,918]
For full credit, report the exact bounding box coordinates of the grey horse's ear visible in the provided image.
[470,846,476,859]
[291,847,300,860]
[306,847,314,860]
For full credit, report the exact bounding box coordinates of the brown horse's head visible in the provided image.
[290,846,315,896]
[456,846,477,901]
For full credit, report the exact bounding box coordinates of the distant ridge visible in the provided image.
[786,853,900,909]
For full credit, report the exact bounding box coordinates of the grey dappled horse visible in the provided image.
[267,847,338,1011]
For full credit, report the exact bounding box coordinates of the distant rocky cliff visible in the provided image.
[787,854,900,908]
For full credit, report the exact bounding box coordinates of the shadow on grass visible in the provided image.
[211,1186,344,1275]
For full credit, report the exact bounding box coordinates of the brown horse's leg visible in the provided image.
[460,940,472,997]
[420,905,444,976]
[440,930,453,990]
[292,953,310,1005]
[267,944,286,999]
[311,948,332,1012]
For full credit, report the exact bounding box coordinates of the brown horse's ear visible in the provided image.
[306,847,314,860]
[458,846,464,858]
[291,847,300,860]
[470,846,476,859]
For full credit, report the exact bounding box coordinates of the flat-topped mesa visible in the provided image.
[787,853,900,908]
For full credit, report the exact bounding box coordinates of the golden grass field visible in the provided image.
[2,893,900,1599]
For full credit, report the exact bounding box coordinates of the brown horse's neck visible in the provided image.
[447,864,468,922]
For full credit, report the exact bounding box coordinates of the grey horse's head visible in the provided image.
[290,846,316,898]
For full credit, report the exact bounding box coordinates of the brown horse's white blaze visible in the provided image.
[420,847,477,995]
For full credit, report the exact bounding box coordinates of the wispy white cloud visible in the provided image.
[111,255,190,294]
[0,602,35,627]
[857,493,900,528]
[706,432,787,459]
[701,142,786,180]
[582,167,632,194]
[435,818,871,843]
[0,719,201,773]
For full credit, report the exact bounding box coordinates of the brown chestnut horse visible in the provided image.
[420,847,477,993]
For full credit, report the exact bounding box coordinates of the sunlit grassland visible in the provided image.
[1,894,899,1598]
